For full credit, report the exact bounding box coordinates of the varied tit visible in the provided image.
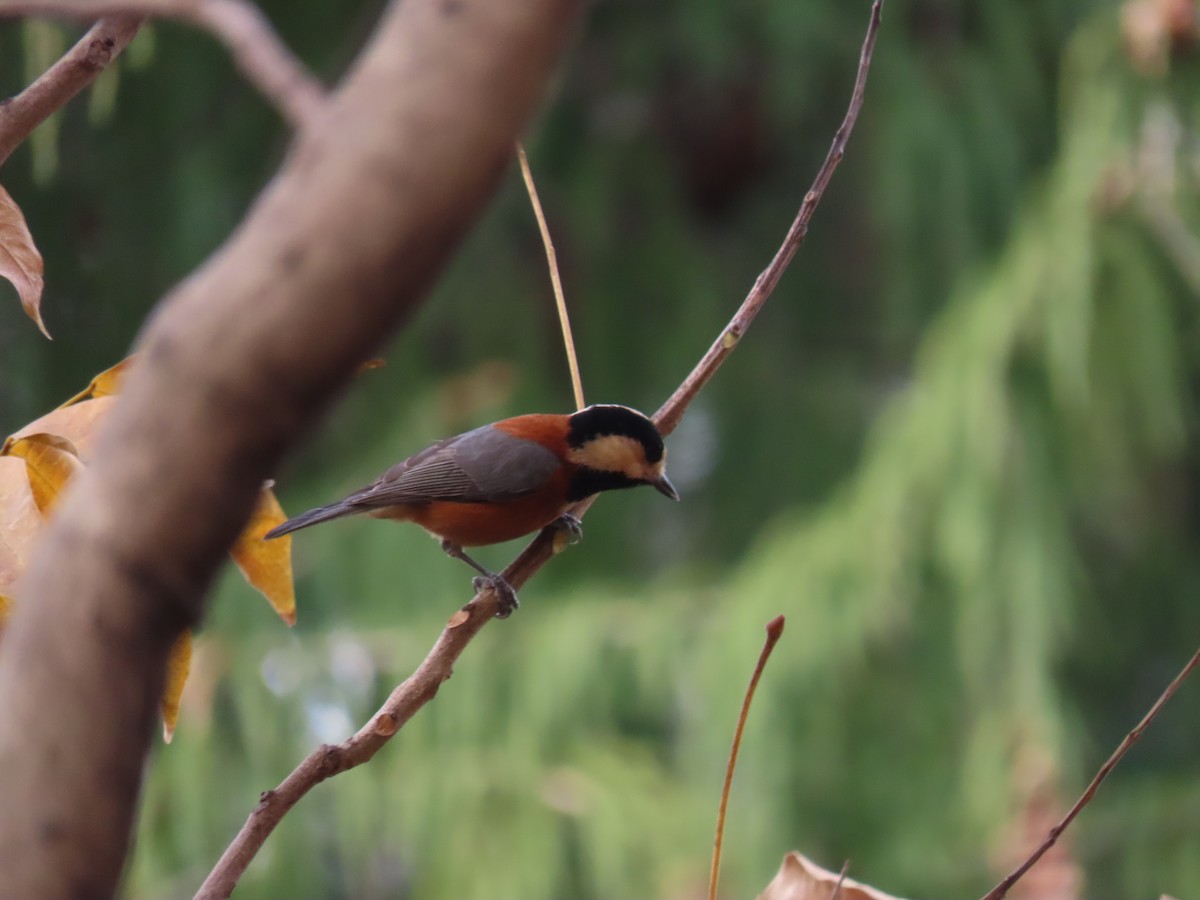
[264,404,679,617]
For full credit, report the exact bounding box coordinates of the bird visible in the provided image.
[264,404,679,617]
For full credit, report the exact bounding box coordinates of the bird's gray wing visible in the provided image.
[348,424,559,506]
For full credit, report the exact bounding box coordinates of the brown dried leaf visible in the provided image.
[4,434,84,516]
[758,853,911,900]
[0,439,191,740]
[161,631,192,742]
[0,363,300,739]
[357,357,387,373]
[11,372,297,624]
[0,521,26,598]
[0,456,43,591]
[231,487,296,625]
[0,184,48,338]
[5,396,118,459]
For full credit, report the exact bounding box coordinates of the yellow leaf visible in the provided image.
[5,396,117,459]
[0,183,48,338]
[758,853,912,900]
[231,487,296,625]
[0,592,11,628]
[58,355,138,408]
[161,631,192,743]
[4,434,84,515]
[175,635,227,735]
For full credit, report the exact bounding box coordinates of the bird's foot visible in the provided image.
[472,574,520,619]
[552,513,583,545]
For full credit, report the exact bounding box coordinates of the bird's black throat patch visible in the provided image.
[567,467,644,502]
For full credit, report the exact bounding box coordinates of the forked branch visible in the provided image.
[0,0,325,127]
[195,2,886,897]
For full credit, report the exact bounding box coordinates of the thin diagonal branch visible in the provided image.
[194,603,496,899]
[197,3,886,896]
[0,16,142,167]
[979,643,1200,900]
[0,0,325,128]
[654,0,883,436]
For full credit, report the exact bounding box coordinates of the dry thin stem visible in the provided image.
[199,4,885,895]
[517,141,585,410]
[980,643,1200,900]
[0,16,142,167]
[708,616,785,900]
[0,0,325,128]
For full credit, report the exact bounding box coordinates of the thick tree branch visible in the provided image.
[0,16,142,167]
[197,3,886,896]
[0,1,582,897]
[0,0,325,127]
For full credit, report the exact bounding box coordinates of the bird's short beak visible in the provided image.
[653,474,680,501]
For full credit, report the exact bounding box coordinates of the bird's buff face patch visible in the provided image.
[569,434,666,483]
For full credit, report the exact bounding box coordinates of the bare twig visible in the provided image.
[0,0,325,128]
[194,603,496,899]
[980,644,1200,900]
[0,16,142,166]
[708,616,785,900]
[516,142,584,410]
[198,4,886,896]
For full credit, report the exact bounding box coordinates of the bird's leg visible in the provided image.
[440,539,519,618]
[552,512,583,545]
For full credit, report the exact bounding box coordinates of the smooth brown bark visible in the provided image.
[0,1,581,897]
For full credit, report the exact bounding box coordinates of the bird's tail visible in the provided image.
[264,501,359,539]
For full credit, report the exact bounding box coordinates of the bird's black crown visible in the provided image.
[566,404,664,462]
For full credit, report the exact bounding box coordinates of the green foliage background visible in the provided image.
[3,1,1200,897]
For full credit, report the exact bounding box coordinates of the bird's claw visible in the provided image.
[472,574,520,618]
[552,513,584,545]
